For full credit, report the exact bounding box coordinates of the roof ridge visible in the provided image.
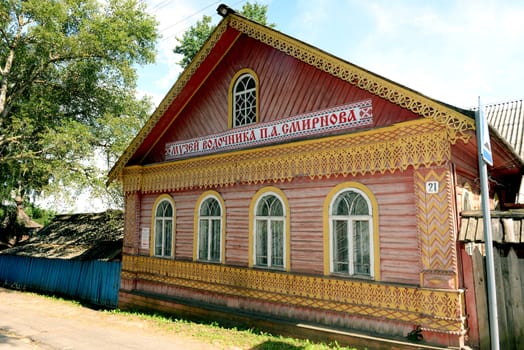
[471,98,524,110]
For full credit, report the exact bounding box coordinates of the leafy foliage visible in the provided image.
[240,1,276,28]
[0,203,21,247]
[173,15,215,70]
[0,200,54,248]
[0,0,158,208]
[173,1,275,69]
[23,202,55,226]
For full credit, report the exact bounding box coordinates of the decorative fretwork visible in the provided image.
[415,168,458,278]
[123,120,451,193]
[123,192,138,254]
[228,16,475,143]
[121,255,466,335]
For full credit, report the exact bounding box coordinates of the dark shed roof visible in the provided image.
[0,210,123,261]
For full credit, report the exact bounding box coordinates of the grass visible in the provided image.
[33,292,363,349]
[103,308,362,350]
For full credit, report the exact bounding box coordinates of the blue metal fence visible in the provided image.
[0,255,121,307]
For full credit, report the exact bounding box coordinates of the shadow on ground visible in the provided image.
[251,340,304,349]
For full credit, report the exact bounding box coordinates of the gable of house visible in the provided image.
[142,35,426,165]
[108,12,482,183]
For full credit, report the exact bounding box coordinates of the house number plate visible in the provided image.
[426,181,439,193]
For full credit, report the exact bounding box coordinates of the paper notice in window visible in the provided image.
[141,228,150,250]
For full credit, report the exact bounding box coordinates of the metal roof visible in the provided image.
[484,99,524,161]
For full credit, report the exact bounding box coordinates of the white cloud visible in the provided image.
[340,0,524,107]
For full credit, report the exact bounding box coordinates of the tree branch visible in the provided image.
[0,149,45,163]
[0,28,10,53]
[0,12,25,118]
[0,134,24,147]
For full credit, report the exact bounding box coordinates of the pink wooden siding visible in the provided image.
[222,188,254,267]
[137,169,420,285]
[172,192,197,260]
[452,137,479,182]
[373,170,419,283]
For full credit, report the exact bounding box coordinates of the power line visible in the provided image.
[147,0,173,13]
[158,1,223,43]
[158,0,222,35]
[157,0,247,42]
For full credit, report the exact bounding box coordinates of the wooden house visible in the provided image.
[108,5,523,348]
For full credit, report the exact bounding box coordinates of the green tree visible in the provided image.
[174,1,275,69]
[0,0,158,208]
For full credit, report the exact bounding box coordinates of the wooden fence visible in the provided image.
[0,255,121,308]
[471,245,524,349]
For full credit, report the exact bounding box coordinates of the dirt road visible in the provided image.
[0,287,230,349]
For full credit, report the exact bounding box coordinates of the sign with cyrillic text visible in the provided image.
[165,99,373,160]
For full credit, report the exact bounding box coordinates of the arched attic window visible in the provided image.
[229,69,258,128]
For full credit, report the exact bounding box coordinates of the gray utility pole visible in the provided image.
[475,97,499,350]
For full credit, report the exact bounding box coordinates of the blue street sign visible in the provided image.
[477,98,493,166]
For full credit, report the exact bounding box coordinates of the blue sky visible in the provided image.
[138,0,524,110]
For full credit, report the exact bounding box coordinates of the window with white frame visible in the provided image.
[154,198,174,257]
[198,196,222,262]
[330,189,373,277]
[254,194,285,269]
[232,73,257,127]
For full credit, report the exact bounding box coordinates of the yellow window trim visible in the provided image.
[228,68,259,129]
[248,186,290,271]
[150,194,176,258]
[193,190,226,262]
[323,182,380,280]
